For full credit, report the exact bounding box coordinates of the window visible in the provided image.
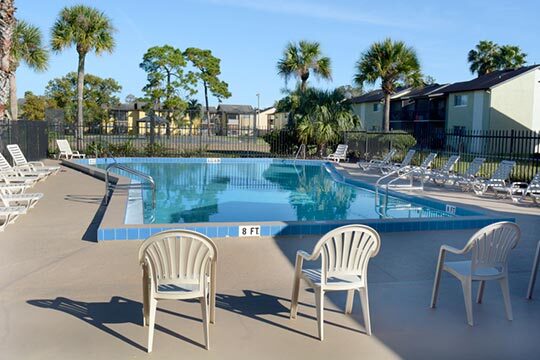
[454,95,468,107]
[373,103,380,112]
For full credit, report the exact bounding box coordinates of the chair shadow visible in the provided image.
[214,290,364,339]
[27,296,207,351]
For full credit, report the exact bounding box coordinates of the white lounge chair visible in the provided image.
[358,148,397,172]
[56,139,86,159]
[493,171,540,204]
[7,144,60,175]
[290,224,381,339]
[410,152,437,177]
[472,160,516,196]
[428,155,460,182]
[325,144,348,162]
[439,157,485,187]
[0,190,43,209]
[139,229,217,352]
[381,149,416,174]
[0,206,27,231]
[430,221,520,326]
[0,153,47,182]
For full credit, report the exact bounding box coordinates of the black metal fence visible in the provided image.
[47,123,298,159]
[344,129,540,181]
[0,120,48,161]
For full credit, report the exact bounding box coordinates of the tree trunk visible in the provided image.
[204,81,211,136]
[9,72,16,119]
[300,71,309,92]
[383,93,391,132]
[0,0,15,119]
[76,52,86,150]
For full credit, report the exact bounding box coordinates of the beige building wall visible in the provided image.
[446,92,475,131]
[490,68,538,130]
[351,102,383,131]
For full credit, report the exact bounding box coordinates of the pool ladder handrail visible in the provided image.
[294,144,306,160]
[375,167,426,218]
[104,163,156,208]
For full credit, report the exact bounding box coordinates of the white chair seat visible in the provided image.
[444,261,503,278]
[302,269,364,289]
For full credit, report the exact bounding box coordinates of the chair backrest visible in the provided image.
[463,157,485,177]
[0,153,14,172]
[6,144,27,167]
[400,150,416,167]
[312,225,380,283]
[334,144,348,156]
[56,139,73,155]
[138,230,217,292]
[439,155,460,173]
[490,160,516,181]
[419,153,437,169]
[381,148,397,163]
[464,222,520,274]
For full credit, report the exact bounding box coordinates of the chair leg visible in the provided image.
[527,241,540,300]
[461,278,474,326]
[430,251,446,308]
[359,287,372,336]
[345,289,355,314]
[142,270,149,326]
[290,273,301,319]
[147,297,157,353]
[200,296,210,350]
[210,262,217,324]
[476,280,485,304]
[499,276,513,321]
[314,288,324,341]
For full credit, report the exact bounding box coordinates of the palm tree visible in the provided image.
[277,40,331,92]
[10,20,48,120]
[297,89,358,156]
[0,0,15,119]
[496,45,527,70]
[467,40,499,76]
[51,5,115,149]
[354,38,422,132]
[186,99,202,135]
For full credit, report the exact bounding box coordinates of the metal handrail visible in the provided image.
[294,144,306,160]
[105,163,156,208]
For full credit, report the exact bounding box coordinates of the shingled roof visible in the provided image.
[217,104,254,113]
[349,87,410,103]
[442,65,540,93]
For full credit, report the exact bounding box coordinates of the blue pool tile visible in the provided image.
[261,226,270,236]
[103,229,114,240]
[127,228,139,240]
[139,228,151,239]
[98,229,104,241]
[228,226,239,237]
[149,228,161,236]
[115,228,127,240]
[207,227,218,238]
[309,224,321,235]
[217,227,228,237]
[195,227,206,235]
[270,226,281,236]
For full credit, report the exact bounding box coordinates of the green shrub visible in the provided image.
[144,142,166,157]
[262,129,297,155]
[108,140,137,157]
[86,141,106,157]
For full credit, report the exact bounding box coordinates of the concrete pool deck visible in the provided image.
[1,161,539,359]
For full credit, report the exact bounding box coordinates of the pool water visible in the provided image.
[100,161,452,224]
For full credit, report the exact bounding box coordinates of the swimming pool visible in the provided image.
[67,157,514,240]
[97,159,451,224]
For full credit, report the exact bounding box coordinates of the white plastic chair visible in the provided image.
[56,139,86,159]
[6,144,60,174]
[290,225,381,339]
[430,222,520,326]
[358,148,397,172]
[138,229,217,352]
[325,144,348,162]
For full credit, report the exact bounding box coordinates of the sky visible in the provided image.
[14,0,540,109]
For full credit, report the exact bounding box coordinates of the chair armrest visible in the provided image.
[440,244,467,255]
[28,161,45,167]
[297,250,316,261]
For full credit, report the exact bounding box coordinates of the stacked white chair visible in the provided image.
[7,144,60,175]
